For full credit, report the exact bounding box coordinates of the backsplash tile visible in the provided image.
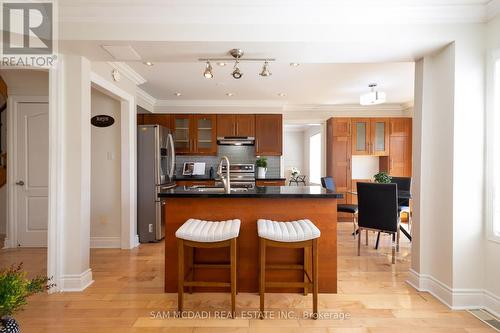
[175,145,280,178]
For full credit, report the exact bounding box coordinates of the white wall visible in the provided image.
[283,129,304,180]
[302,125,325,185]
[484,13,500,311]
[351,156,379,180]
[90,88,122,247]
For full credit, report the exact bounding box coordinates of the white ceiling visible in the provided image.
[129,61,415,105]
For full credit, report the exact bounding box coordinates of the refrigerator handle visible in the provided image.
[168,133,176,179]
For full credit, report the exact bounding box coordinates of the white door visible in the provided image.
[15,102,49,247]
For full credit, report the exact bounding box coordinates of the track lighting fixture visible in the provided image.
[232,59,243,79]
[199,49,276,79]
[259,60,272,77]
[203,61,214,79]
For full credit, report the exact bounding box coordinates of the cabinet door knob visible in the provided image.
[16,180,25,186]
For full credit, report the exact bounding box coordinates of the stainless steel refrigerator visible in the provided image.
[137,125,176,242]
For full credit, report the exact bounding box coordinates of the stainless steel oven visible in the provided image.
[215,163,255,189]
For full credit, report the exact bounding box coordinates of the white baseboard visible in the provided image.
[407,269,500,318]
[90,236,121,248]
[60,268,94,292]
[2,237,10,249]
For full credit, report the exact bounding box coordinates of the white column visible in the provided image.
[59,55,93,291]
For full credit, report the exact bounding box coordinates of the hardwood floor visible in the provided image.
[0,223,494,333]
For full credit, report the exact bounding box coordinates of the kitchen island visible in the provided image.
[159,186,342,293]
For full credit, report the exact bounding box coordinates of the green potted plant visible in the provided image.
[374,171,392,184]
[256,157,268,179]
[0,264,54,332]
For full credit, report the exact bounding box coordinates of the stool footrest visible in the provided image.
[266,281,313,288]
[184,281,231,288]
[267,264,304,270]
[193,263,231,269]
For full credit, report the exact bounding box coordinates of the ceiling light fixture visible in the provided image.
[199,49,276,79]
[360,83,386,106]
[290,63,300,67]
[226,93,234,97]
[203,61,214,79]
[144,61,154,66]
[174,92,182,96]
[277,93,286,97]
[259,60,272,77]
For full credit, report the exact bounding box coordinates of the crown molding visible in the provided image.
[155,99,285,108]
[283,103,407,113]
[107,62,147,85]
[136,88,157,112]
[486,0,500,20]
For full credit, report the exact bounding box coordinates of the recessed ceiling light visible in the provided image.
[217,62,226,66]
[277,93,286,97]
[174,92,182,96]
[290,63,300,67]
[144,61,154,66]
[226,93,234,97]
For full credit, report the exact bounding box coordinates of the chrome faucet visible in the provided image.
[217,156,231,193]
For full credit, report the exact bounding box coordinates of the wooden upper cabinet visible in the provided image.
[172,114,217,155]
[137,114,144,125]
[217,115,236,137]
[370,118,390,156]
[141,114,172,129]
[194,114,217,155]
[255,114,283,156]
[388,118,412,176]
[217,114,255,137]
[235,114,255,137]
[351,118,389,156]
[331,118,351,137]
[351,118,371,155]
[390,118,412,137]
[172,114,193,154]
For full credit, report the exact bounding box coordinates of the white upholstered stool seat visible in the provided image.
[175,218,241,242]
[257,219,320,242]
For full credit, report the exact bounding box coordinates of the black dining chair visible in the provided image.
[321,177,359,238]
[390,176,412,236]
[356,182,400,264]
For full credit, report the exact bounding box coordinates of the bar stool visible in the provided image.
[176,218,241,314]
[257,219,320,318]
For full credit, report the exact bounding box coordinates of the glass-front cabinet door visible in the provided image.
[173,115,192,154]
[194,115,217,155]
[351,118,371,155]
[370,118,390,156]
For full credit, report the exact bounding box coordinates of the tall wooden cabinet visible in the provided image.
[387,118,412,176]
[327,118,352,207]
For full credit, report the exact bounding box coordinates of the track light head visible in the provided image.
[203,61,214,79]
[259,61,272,77]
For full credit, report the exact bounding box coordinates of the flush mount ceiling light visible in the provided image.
[290,62,300,67]
[360,83,386,106]
[259,60,272,77]
[143,61,154,66]
[203,61,214,79]
[277,92,286,97]
[174,92,182,96]
[199,49,275,79]
[226,92,234,97]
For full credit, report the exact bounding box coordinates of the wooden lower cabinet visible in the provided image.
[256,179,286,186]
[176,180,215,187]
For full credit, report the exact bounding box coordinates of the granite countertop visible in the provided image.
[158,185,343,199]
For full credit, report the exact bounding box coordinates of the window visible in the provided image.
[493,58,500,238]
[309,132,322,185]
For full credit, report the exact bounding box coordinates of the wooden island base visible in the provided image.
[164,197,337,293]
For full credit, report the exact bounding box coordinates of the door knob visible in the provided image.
[15,180,25,186]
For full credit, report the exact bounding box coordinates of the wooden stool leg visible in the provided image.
[230,238,237,317]
[177,239,184,312]
[188,246,194,294]
[303,246,310,296]
[312,238,319,318]
[259,238,266,318]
